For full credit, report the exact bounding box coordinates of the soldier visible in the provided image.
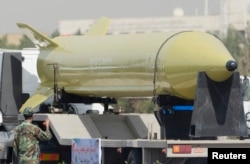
[13,107,52,164]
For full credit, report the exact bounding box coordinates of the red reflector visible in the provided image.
[172,145,192,154]
[40,153,59,161]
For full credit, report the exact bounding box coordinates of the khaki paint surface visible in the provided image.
[17,19,235,112]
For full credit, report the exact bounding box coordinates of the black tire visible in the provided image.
[127,149,142,164]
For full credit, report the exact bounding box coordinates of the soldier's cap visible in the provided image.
[23,107,34,115]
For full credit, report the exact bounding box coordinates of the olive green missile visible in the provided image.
[17,17,237,112]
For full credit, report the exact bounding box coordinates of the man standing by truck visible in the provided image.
[12,107,52,164]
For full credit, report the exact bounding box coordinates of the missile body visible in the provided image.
[17,19,244,139]
[37,31,236,100]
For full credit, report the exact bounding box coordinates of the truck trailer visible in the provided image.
[1,17,250,164]
[0,50,250,164]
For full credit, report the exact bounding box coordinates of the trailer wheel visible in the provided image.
[127,149,142,164]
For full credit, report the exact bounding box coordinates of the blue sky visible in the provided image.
[0,0,219,34]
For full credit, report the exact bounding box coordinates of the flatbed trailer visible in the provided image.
[0,113,244,164]
[103,139,250,160]
[1,31,250,163]
[2,132,250,163]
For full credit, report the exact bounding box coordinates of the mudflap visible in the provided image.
[190,72,248,137]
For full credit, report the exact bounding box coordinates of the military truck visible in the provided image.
[0,27,250,163]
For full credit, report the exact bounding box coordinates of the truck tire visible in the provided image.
[127,149,142,164]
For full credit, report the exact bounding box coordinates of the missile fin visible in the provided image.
[84,17,110,36]
[17,23,59,49]
[19,86,53,113]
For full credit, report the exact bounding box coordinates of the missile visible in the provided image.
[17,17,237,112]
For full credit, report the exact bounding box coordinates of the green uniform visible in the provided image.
[13,120,52,164]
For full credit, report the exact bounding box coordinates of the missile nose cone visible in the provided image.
[226,60,237,71]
